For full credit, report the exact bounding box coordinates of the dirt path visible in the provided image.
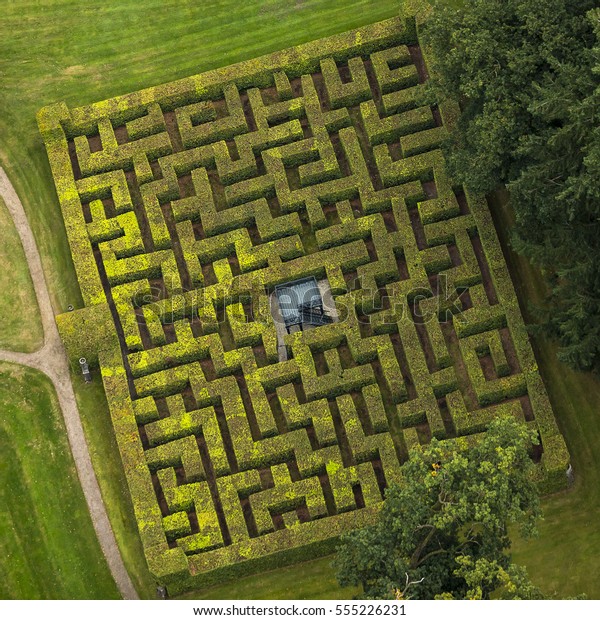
[0,166,139,600]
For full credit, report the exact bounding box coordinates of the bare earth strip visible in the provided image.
[0,166,138,600]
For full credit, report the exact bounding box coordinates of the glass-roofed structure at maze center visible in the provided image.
[275,277,334,333]
[38,10,569,595]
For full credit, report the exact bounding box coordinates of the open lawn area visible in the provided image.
[0,196,42,353]
[179,556,356,601]
[70,373,156,599]
[0,361,118,599]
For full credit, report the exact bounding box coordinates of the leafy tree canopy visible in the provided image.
[334,417,543,599]
[421,0,600,371]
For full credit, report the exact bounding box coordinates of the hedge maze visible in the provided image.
[39,13,569,593]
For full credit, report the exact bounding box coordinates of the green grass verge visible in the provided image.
[70,373,157,599]
[0,361,119,599]
[0,196,42,353]
[180,556,356,601]
[489,190,600,599]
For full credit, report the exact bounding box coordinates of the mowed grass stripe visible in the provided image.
[0,362,119,599]
[0,196,42,353]
[71,375,156,599]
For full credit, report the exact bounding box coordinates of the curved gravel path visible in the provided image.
[0,166,139,600]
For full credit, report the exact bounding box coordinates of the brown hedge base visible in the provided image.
[40,1,568,595]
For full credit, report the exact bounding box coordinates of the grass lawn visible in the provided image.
[180,556,356,601]
[0,196,42,353]
[0,361,119,599]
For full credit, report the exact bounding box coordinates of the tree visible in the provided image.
[420,0,600,371]
[333,417,543,599]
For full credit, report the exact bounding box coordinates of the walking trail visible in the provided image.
[0,166,139,600]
